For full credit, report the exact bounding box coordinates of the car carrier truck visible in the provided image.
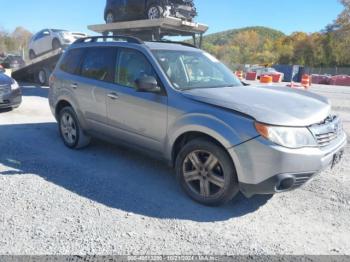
[11,17,208,85]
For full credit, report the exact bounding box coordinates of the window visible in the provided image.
[153,50,242,90]
[116,49,157,89]
[60,48,85,75]
[81,47,116,82]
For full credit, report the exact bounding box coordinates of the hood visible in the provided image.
[0,73,13,86]
[182,85,331,127]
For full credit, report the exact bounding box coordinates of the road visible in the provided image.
[0,83,349,255]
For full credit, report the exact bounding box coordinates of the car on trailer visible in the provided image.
[28,29,87,60]
[104,0,197,23]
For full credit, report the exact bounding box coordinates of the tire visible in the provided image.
[29,50,36,60]
[105,11,115,23]
[175,138,239,206]
[58,106,91,149]
[147,5,163,19]
[52,39,61,50]
[35,68,51,86]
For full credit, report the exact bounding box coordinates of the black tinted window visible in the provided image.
[60,48,85,75]
[116,49,157,89]
[81,47,116,82]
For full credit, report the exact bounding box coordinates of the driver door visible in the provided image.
[106,48,168,153]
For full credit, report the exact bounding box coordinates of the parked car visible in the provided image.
[28,29,88,60]
[49,36,346,206]
[1,55,25,69]
[250,67,284,80]
[104,0,197,23]
[0,71,21,110]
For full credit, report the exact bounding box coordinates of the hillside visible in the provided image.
[203,26,285,46]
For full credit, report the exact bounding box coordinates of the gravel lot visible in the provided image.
[0,83,349,255]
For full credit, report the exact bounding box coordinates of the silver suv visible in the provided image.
[49,36,347,206]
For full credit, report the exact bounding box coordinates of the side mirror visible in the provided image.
[136,76,161,93]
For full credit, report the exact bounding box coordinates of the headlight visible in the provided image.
[11,80,20,90]
[255,122,317,149]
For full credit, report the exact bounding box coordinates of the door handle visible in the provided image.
[70,83,78,89]
[107,92,119,100]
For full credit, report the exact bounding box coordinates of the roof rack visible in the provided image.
[74,35,144,45]
[150,40,198,48]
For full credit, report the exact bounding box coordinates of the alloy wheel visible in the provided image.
[148,7,160,19]
[182,150,226,198]
[60,112,77,145]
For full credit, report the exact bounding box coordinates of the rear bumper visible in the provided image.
[0,89,22,109]
[228,132,347,197]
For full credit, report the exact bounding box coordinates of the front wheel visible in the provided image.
[58,107,91,149]
[175,138,239,206]
[147,5,163,19]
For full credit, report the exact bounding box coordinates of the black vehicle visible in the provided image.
[104,0,197,23]
[1,55,25,70]
[0,72,22,110]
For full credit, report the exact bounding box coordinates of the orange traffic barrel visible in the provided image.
[301,74,311,88]
[235,71,244,80]
[260,75,273,84]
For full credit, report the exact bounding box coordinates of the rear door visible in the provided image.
[106,48,168,153]
[127,0,144,19]
[59,46,117,131]
[74,46,118,130]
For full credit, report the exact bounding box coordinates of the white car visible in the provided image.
[28,29,87,60]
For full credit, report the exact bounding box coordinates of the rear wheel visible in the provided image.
[175,138,239,206]
[58,107,91,149]
[35,68,51,86]
[147,5,163,19]
[105,11,115,23]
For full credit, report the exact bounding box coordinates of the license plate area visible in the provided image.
[332,150,344,169]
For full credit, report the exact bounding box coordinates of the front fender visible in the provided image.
[165,113,248,161]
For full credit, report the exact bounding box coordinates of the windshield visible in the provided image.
[152,50,242,90]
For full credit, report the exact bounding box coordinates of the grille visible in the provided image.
[309,115,343,147]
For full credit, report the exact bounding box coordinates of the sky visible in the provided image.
[0,0,344,35]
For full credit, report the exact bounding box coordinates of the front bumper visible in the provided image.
[0,88,22,109]
[171,5,197,20]
[228,132,347,197]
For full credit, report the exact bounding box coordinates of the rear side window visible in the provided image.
[80,47,116,83]
[60,48,85,75]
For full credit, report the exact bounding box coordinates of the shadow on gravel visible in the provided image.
[0,108,13,113]
[0,122,272,222]
[20,83,49,98]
